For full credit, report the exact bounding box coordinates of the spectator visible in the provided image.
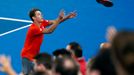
[53,48,71,59]
[88,48,116,75]
[88,30,134,75]
[66,42,86,75]
[111,30,134,75]
[33,52,53,75]
[100,26,117,49]
[53,56,79,75]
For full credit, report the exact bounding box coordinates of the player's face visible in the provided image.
[34,11,43,23]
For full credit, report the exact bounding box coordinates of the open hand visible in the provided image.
[0,55,11,72]
[58,9,65,21]
[67,11,77,19]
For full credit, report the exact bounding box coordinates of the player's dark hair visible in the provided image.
[29,8,40,21]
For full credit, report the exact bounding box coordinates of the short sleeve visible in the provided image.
[42,20,49,27]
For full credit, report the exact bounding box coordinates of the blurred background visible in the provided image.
[0,0,134,74]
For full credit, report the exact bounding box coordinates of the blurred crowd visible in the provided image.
[0,26,134,75]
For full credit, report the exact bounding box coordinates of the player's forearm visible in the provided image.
[60,15,70,23]
[47,20,59,33]
[43,20,60,34]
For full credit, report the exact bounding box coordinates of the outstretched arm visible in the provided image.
[60,10,77,23]
[42,10,77,34]
[42,10,64,34]
[48,10,77,25]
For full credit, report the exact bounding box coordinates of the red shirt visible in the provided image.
[21,20,49,61]
[76,57,86,75]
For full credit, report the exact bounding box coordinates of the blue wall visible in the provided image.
[0,0,134,74]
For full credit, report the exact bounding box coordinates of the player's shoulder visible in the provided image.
[43,19,49,22]
[29,24,38,31]
[42,19,49,24]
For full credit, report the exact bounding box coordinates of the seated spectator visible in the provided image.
[33,52,53,75]
[53,48,71,59]
[111,30,134,75]
[66,42,86,75]
[88,30,134,75]
[53,56,79,75]
[88,48,116,75]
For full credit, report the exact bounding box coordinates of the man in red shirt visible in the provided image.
[66,42,87,75]
[21,8,76,75]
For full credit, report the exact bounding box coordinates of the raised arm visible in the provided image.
[42,10,64,34]
[42,10,77,34]
[60,10,77,23]
[48,10,77,25]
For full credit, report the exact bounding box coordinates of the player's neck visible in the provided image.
[33,21,41,27]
